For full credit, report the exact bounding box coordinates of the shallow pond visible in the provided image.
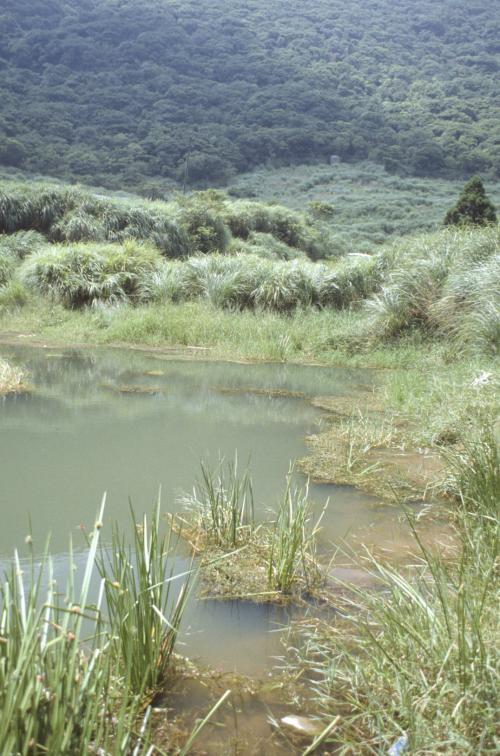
[0,345,398,677]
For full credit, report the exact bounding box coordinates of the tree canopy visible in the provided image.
[1,0,499,189]
[444,176,497,226]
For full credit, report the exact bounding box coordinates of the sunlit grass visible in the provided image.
[179,457,255,549]
[287,429,500,753]
[0,498,197,752]
[0,357,29,396]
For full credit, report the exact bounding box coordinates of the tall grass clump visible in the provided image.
[180,458,255,548]
[0,251,15,288]
[267,475,325,594]
[21,241,160,308]
[431,249,500,355]
[228,231,307,261]
[0,498,196,752]
[0,181,329,262]
[366,227,500,353]
[0,358,28,396]
[292,429,499,752]
[138,254,383,314]
[0,498,144,753]
[95,502,194,696]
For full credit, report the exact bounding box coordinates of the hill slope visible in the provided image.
[1,0,499,189]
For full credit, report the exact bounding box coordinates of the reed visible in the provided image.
[180,458,255,548]
[0,498,134,753]
[0,497,199,752]
[95,500,194,697]
[267,474,325,594]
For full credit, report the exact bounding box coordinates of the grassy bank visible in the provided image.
[286,430,499,753]
[0,297,442,367]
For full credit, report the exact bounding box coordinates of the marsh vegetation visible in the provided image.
[0,169,498,753]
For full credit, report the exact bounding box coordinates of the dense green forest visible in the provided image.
[1,0,499,190]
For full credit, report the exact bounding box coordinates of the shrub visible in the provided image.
[177,205,230,254]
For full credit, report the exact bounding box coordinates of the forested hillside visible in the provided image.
[1,0,499,189]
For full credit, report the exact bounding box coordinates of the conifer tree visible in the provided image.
[444,176,497,226]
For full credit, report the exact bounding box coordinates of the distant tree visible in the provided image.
[444,176,497,226]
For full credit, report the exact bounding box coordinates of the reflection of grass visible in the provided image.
[287,430,500,753]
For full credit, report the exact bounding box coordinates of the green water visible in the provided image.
[0,345,388,675]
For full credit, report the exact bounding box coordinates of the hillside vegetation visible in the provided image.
[1,0,499,189]
[0,180,498,358]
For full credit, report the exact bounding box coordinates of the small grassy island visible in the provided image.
[0,357,28,396]
[0,174,498,753]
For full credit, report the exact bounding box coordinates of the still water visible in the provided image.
[0,345,389,674]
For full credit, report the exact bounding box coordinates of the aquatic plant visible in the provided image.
[267,475,325,594]
[0,497,199,752]
[0,498,145,753]
[95,501,194,696]
[180,458,255,549]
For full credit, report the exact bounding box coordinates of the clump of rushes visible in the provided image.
[0,497,201,753]
[177,462,326,602]
[0,497,146,754]
[288,429,499,753]
[179,457,255,549]
[95,500,194,697]
[267,475,326,594]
